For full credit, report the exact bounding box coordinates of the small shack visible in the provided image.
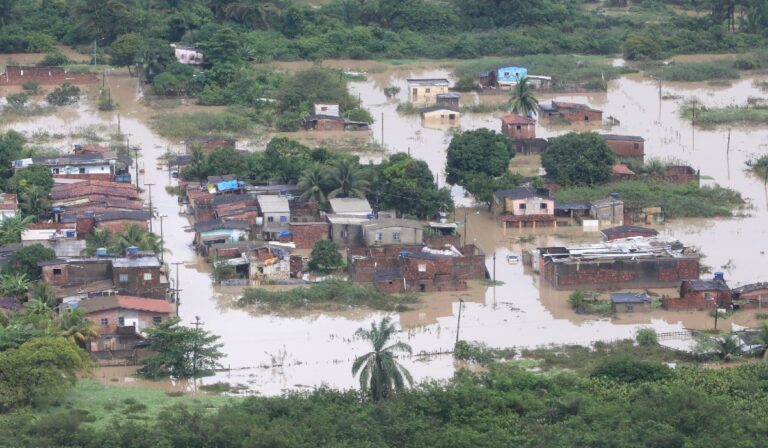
[540,101,602,123]
[500,114,536,139]
[611,292,652,312]
[436,93,460,107]
[304,115,346,131]
[420,105,460,122]
[601,225,658,241]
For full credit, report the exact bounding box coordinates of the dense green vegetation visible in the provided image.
[652,61,741,82]
[542,132,616,187]
[238,280,417,311]
[683,103,768,126]
[3,340,768,446]
[139,317,225,379]
[308,239,344,271]
[555,180,744,218]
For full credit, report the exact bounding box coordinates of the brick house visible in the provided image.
[540,101,602,123]
[290,222,330,249]
[665,273,732,310]
[500,114,536,139]
[611,164,636,182]
[493,187,555,231]
[303,115,346,131]
[327,215,368,248]
[111,255,168,299]
[611,292,652,312]
[77,295,173,352]
[600,135,645,162]
[732,283,768,309]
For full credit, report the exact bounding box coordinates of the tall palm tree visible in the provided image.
[696,332,741,362]
[329,158,369,199]
[509,77,539,118]
[59,309,98,349]
[110,224,167,255]
[352,317,413,401]
[298,163,330,206]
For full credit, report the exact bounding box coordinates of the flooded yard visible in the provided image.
[2,61,767,394]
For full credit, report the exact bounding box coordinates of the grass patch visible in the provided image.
[652,62,740,82]
[521,339,694,374]
[238,280,418,311]
[555,180,744,218]
[454,340,516,364]
[34,379,234,429]
[0,104,54,125]
[151,109,260,140]
[453,54,635,90]
[682,104,768,126]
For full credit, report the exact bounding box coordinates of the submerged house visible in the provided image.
[194,219,250,249]
[666,273,732,310]
[361,219,424,247]
[420,105,460,122]
[493,187,555,231]
[407,78,450,104]
[589,194,624,227]
[478,65,528,88]
[540,101,602,123]
[600,135,645,162]
[500,114,536,139]
[436,93,460,107]
[611,292,652,313]
[78,295,173,352]
[15,154,122,181]
[600,225,658,241]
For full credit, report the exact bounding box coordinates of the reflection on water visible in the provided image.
[3,62,768,395]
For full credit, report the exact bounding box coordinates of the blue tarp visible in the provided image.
[217,180,239,192]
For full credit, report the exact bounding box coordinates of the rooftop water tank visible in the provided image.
[714,272,725,281]
[65,230,76,238]
[96,247,108,257]
[127,246,139,256]
[611,192,620,200]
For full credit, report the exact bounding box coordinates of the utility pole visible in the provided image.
[117,113,121,134]
[191,316,203,378]
[455,299,465,344]
[691,98,696,152]
[132,145,140,190]
[171,262,183,312]
[462,209,468,247]
[158,214,167,264]
[492,252,496,283]
[381,112,384,147]
[93,39,97,66]
[145,183,155,233]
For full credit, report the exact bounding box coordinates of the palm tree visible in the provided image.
[30,282,57,309]
[0,273,32,300]
[298,163,330,205]
[352,317,413,401]
[223,0,281,30]
[24,298,55,318]
[0,214,33,245]
[59,308,98,349]
[509,77,539,118]
[83,228,113,256]
[696,332,741,362]
[328,158,369,199]
[19,185,50,221]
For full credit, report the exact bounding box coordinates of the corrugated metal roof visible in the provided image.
[329,198,372,215]
[257,195,290,213]
[111,257,161,268]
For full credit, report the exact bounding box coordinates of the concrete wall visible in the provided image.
[545,109,602,123]
[505,197,554,216]
[363,226,422,246]
[409,85,449,104]
[330,223,364,248]
[97,220,148,234]
[41,261,111,286]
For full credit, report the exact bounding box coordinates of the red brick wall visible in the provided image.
[424,235,461,248]
[290,222,330,249]
[502,122,535,139]
[546,109,602,123]
[1,66,99,86]
[112,266,166,298]
[604,140,644,159]
[53,173,113,181]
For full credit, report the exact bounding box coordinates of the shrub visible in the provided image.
[636,328,659,346]
[654,62,739,82]
[37,52,69,67]
[21,80,40,94]
[591,357,673,383]
[345,108,374,124]
[275,112,302,132]
[5,92,28,109]
[309,240,343,271]
[45,83,80,106]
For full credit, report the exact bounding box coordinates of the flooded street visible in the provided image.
[2,62,767,394]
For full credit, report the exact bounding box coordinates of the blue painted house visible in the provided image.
[479,65,528,87]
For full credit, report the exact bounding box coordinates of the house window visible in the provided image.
[504,72,510,77]
[119,274,128,283]
[393,232,401,241]
[633,143,639,149]
[448,114,456,120]
[375,232,383,241]
[584,115,589,121]
[540,203,548,210]
[53,268,62,276]
[341,229,348,238]
[118,317,125,326]
[425,88,431,93]
[52,168,59,174]
[626,305,634,312]
[704,292,712,300]
[79,167,85,174]
[321,106,328,111]
[518,203,526,210]
[100,318,108,326]
[418,264,426,272]
[516,125,522,130]
[152,316,162,324]
[143,273,152,281]
[267,216,274,223]
[279,216,287,223]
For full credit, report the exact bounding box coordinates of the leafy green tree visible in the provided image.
[29,282,57,309]
[222,0,281,30]
[6,244,56,280]
[0,337,89,411]
[58,309,98,349]
[139,317,224,379]
[345,107,374,124]
[695,332,741,361]
[0,130,25,183]
[746,154,768,205]
[446,128,513,186]
[328,157,368,199]
[309,239,343,271]
[203,26,242,65]
[376,153,453,218]
[82,228,113,256]
[623,33,664,60]
[541,132,615,186]
[509,77,538,117]
[5,92,28,109]
[463,172,520,207]
[635,328,659,346]
[36,51,68,66]
[275,67,357,115]
[298,163,330,205]
[352,317,413,401]
[109,33,144,76]
[6,165,54,196]
[205,145,248,179]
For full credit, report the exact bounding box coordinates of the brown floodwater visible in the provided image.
[3,63,768,394]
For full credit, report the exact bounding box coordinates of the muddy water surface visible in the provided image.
[3,63,767,394]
